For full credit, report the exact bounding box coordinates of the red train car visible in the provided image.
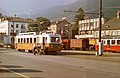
[62,38,89,50]
[95,39,120,52]
[62,39,70,50]
[70,39,89,50]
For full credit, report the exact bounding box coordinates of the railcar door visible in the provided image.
[107,40,110,48]
[41,37,46,50]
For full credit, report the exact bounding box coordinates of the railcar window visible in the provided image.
[45,37,47,43]
[102,40,106,44]
[34,38,36,43]
[27,38,29,43]
[24,38,26,43]
[111,40,115,44]
[51,37,60,43]
[102,40,103,43]
[104,41,106,44]
[18,38,20,43]
[21,38,23,43]
[117,40,120,44]
[30,38,32,43]
[107,40,110,45]
[107,40,110,48]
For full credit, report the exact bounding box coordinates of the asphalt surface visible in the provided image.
[0,48,120,78]
[61,50,120,63]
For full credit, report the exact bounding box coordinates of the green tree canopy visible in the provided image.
[0,13,3,18]
[72,8,85,36]
[74,8,85,26]
[28,17,51,33]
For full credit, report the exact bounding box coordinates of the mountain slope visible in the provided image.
[33,0,87,21]
[36,0,120,21]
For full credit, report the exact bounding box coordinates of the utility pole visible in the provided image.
[12,14,16,45]
[98,0,103,56]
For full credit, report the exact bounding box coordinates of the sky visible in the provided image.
[0,0,78,17]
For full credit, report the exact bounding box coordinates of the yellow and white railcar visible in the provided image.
[15,32,62,54]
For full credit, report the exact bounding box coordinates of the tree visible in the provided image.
[74,8,85,24]
[0,13,3,18]
[73,8,85,36]
[28,17,51,32]
[28,23,39,32]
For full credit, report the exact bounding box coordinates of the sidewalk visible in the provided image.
[61,50,120,63]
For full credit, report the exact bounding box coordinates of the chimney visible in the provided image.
[62,17,66,20]
[56,21,59,24]
[14,14,16,18]
[117,11,120,18]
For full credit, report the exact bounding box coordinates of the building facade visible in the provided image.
[50,19,72,39]
[75,18,105,39]
[76,11,120,39]
[0,17,31,44]
[78,18,105,35]
[93,11,120,38]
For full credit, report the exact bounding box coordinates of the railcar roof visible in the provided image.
[15,35,37,38]
[15,33,61,38]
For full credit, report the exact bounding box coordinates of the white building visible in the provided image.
[75,18,105,39]
[79,18,105,35]
[0,17,32,44]
[93,11,120,38]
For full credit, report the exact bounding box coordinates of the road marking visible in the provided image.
[0,66,30,78]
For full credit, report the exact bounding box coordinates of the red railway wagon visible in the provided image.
[70,38,89,50]
[95,39,120,52]
[62,39,70,50]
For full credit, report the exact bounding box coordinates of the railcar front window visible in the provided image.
[51,37,60,43]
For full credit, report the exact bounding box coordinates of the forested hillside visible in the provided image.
[38,0,120,21]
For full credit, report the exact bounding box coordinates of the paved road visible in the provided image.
[0,48,120,78]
